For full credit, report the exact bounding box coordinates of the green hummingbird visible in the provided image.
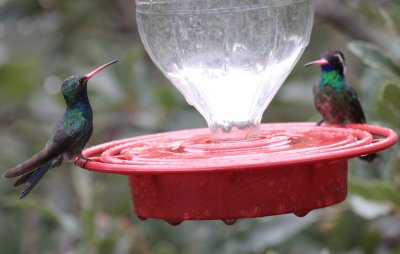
[304,50,376,162]
[3,60,119,199]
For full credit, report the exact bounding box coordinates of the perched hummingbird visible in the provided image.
[304,50,376,162]
[3,60,119,199]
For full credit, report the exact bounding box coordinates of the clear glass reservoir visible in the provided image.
[136,0,315,142]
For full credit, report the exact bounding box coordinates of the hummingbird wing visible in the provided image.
[3,116,88,179]
[344,86,376,161]
[344,85,366,124]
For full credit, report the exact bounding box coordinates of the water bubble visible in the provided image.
[215,29,223,37]
[276,203,285,213]
[188,16,201,29]
[232,43,246,53]
[256,63,264,72]
[324,194,334,205]
[223,58,230,73]
[166,220,183,226]
[202,210,211,217]
[260,49,268,56]
[294,211,310,217]
[198,179,209,189]
[183,211,190,220]
[222,219,237,225]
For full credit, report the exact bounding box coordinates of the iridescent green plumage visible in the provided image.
[305,50,375,161]
[320,70,345,91]
[3,60,118,198]
[314,69,365,125]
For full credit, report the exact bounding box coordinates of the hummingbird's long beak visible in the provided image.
[304,59,329,67]
[85,60,119,80]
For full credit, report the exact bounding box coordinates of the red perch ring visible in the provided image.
[76,122,397,225]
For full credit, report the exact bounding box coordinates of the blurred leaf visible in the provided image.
[0,63,40,102]
[349,196,389,219]
[375,79,400,126]
[0,195,80,235]
[348,41,400,79]
[0,1,42,17]
[75,175,103,245]
[226,215,318,253]
[153,241,178,254]
[0,211,20,254]
[71,167,92,210]
[349,180,400,206]
[387,148,400,180]
[156,85,181,110]
[362,229,379,254]
[378,80,400,111]
[379,8,400,39]
[358,68,383,114]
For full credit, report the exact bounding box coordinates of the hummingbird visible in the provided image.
[304,50,376,162]
[3,60,119,199]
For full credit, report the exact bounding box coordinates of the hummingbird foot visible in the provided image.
[316,119,325,126]
[75,154,92,168]
[359,153,377,162]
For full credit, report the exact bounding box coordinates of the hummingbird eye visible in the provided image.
[78,77,86,84]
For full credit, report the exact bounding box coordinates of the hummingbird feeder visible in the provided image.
[76,0,397,225]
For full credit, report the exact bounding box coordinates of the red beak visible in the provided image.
[304,59,329,67]
[86,60,119,80]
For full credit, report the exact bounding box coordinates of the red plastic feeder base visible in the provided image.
[76,123,397,225]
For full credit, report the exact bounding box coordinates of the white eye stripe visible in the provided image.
[335,53,345,65]
[334,53,346,74]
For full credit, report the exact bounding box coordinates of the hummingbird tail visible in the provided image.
[16,156,63,199]
[18,162,52,199]
[3,148,57,179]
[358,153,377,162]
[13,172,32,187]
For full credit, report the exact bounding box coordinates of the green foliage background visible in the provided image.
[0,0,399,253]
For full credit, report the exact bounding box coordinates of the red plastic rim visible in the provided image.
[76,123,397,223]
[77,123,397,174]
